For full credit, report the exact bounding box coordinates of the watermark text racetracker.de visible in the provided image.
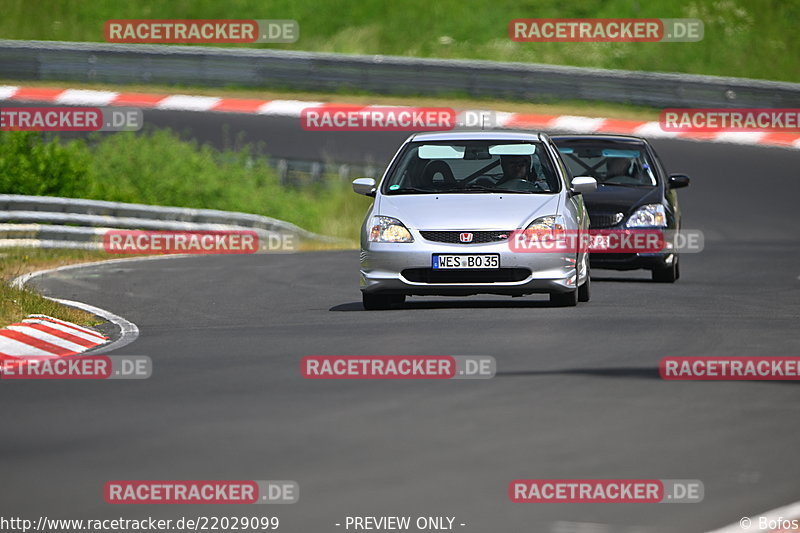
[509,479,704,503]
[105,19,298,43]
[0,515,281,532]
[102,230,296,254]
[0,107,142,132]
[301,356,496,379]
[0,356,151,380]
[300,106,502,131]
[661,108,800,132]
[508,229,704,254]
[104,480,298,505]
[660,357,800,380]
[509,18,703,42]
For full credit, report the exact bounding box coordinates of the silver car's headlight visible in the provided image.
[368,216,414,243]
[626,204,667,228]
[525,215,565,231]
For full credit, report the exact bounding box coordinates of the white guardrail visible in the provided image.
[0,194,341,250]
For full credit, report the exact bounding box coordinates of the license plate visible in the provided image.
[591,234,611,251]
[432,254,500,269]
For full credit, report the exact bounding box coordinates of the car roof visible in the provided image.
[410,131,544,142]
[551,134,648,145]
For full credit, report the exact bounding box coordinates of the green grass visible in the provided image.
[0,0,798,82]
[0,130,374,242]
[0,248,112,327]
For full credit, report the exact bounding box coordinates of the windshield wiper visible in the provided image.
[385,187,436,194]
[460,184,532,193]
[598,182,654,188]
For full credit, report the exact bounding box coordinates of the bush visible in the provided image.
[0,131,91,197]
[0,130,372,241]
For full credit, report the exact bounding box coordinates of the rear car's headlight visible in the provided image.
[368,216,414,243]
[525,215,565,231]
[626,204,667,228]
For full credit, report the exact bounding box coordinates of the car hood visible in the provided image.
[582,185,661,215]
[377,193,560,230]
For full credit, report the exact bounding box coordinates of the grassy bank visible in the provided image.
[0,130,373,242]
[0,0,797,82]
[0,248,111,327]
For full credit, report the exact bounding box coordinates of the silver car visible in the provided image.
[353,131,597,310]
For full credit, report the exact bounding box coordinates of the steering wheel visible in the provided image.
[465,172,503,187]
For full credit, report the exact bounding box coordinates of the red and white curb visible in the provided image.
[0,314,108,360]
[1,85,799,149]
[5,257,146,360]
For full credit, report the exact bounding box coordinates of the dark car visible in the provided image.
[551,134,690,282]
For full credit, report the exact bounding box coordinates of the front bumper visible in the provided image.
[360,239,579,296]
[586,221,678,271]
[589,251,675,271]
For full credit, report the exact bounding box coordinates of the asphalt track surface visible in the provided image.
[2,107,800,533]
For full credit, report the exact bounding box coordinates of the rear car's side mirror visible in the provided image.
[570,176,597,195]
[668,174,691,189]
[352,177,377,197]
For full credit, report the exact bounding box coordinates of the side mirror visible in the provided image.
[570,176,597,195]
[352,177,377,197]
[668,174,690,189]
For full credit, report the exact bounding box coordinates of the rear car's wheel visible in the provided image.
[550,289,578,307]
[652,257,679,283]
[362,292,394,310]
[578,274,591,302]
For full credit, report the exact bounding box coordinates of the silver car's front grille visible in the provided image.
[419,230,512,244]
[402,268,530,284]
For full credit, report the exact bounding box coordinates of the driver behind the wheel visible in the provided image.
[498,154,532,184]
[498,154,552,191]
[605,156,632,180]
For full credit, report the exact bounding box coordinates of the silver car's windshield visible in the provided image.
[556,143,658,187]
[382,140,561,194]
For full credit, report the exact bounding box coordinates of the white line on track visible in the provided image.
[51,297,139,354]
[156,95,221,111]
[55,89,119,106]
[0,85,19,99]
[10,255,185,353]
[632,121,681,138]
[713,131,768,145]
[550,115,606,132]
[257,99,322,115]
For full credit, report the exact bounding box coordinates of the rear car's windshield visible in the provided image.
[555,142,658,187]
[382,140,561,194]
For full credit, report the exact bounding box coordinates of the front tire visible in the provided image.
[550,289,578,307]
[652,257,678,283]
[578,274,591,302]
